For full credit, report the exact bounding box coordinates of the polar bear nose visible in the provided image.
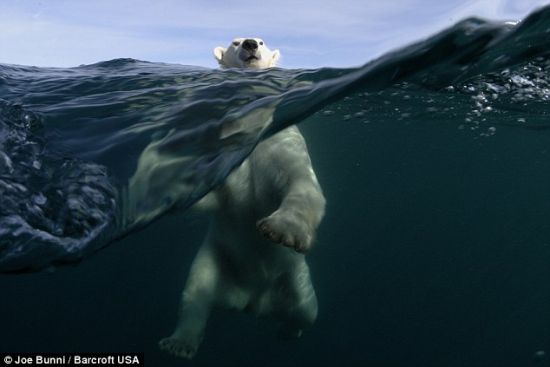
[242,39,258,51]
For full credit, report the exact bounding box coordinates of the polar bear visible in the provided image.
[158,38,326,359]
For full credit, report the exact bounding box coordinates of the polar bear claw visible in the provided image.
[158,334,200,360]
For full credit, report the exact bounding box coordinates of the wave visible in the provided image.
[1,6,549,272]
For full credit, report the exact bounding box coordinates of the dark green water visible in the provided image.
[1,6,550,367]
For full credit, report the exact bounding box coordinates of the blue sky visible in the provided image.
[0,0,549,68]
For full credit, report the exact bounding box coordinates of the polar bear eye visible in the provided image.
[232,41,240,46]
[259,41,264,45]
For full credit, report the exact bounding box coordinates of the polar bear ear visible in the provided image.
[271,50,281,67]
[213,47,226,64]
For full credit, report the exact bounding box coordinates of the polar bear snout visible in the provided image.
[242,39,258,51]
[240,39,261,62]
[241,51,260,62]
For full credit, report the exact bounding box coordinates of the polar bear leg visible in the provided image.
[276,261,318,339]
[255,127,325,253]
[159,240,219,359]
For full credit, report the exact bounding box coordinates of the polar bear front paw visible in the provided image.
[257,211,313,253]
[158,334,200,359]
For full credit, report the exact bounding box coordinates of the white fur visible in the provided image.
[159,39,325,359]
[214,37,281,69]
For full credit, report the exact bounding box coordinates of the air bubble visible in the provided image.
[534,350,546,362]
[33,193,47,206]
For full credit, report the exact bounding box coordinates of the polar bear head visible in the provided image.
[213,38,280,69]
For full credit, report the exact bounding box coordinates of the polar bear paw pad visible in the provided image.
[257,213,312,253]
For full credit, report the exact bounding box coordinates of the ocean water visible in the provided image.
[1,6,550,367]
